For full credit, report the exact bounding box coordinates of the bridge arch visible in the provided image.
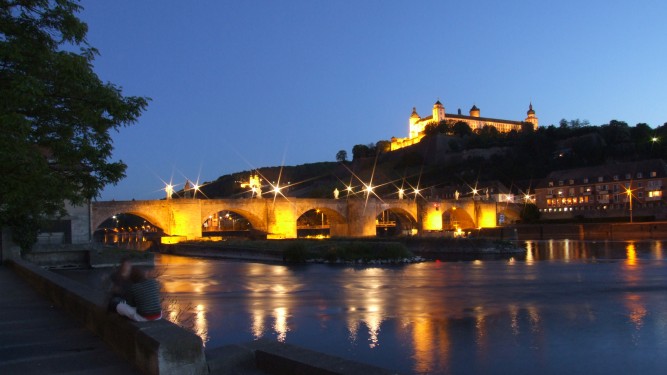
[375,205,418,236]
[441,207,475,230]
[92,202,169,234]
[200,207,265,232]
[295,205,346,225]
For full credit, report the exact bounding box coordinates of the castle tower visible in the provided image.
[525,103,539,129]
[409,107,421,139]
[432,100,445,123]
[469,104,480,117]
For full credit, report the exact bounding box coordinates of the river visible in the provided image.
[64,240,667,374]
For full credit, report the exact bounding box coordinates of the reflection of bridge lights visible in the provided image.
[626,242,637,267]
[364,306,382,348]
[195,304,209,346]
[252,310,265,339]
[273,307,289,342]
[525,241,535,265]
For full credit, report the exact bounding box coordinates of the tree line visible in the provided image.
[343,118,666,166]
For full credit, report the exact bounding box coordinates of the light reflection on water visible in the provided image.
[150,240,667,374]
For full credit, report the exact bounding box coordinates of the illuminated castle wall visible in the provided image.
[391,100,538,151]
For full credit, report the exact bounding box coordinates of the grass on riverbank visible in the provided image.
[181,238,416,264]
[283,241,413,263]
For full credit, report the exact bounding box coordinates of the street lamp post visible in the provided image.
[626,187,633,223]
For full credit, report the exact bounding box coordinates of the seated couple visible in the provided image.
[108,259,162,322]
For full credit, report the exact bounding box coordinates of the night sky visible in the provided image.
[77,1,667,201]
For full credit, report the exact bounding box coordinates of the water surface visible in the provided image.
[58,241,667,374]
[147,240,667,374]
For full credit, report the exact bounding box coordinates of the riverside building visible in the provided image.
[534,159,667,220]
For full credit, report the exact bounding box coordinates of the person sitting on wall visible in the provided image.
[107,258,133,313]
[127,267,162,321]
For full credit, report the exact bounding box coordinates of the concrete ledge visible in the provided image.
[205,344,257,374]
[9,258,207,375]
[249,340,400,375]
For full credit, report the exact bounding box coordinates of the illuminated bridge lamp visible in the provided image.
[165,183,174,200]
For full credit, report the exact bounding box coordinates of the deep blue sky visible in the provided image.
[78,1,667,201]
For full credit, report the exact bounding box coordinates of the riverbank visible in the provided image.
[477,221,667,241]
[162,237,524,263]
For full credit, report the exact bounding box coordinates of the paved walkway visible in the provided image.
[0,265,141,375]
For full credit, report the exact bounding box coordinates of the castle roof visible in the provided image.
[443,113,524,126]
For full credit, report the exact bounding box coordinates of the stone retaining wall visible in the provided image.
[8,258,207,375]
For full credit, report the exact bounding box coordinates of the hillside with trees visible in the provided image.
[198,119,667,199]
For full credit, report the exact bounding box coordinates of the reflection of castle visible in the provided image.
[391,100,538,151]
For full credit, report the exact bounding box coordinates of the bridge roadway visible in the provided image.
[92,197,506,240]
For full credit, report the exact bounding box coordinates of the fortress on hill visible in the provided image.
[390,100,539,151]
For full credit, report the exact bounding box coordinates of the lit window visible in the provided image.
[583,178,589,183]
[548,181,554,187]
[569,179,574,185]
[651,171,657,177]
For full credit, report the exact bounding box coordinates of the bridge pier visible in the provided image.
[167,200,203,240]
[266,200,298,239]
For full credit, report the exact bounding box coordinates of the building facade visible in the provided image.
[534,159,667,220]
[391,100,538,151]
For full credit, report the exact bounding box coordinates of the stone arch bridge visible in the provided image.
[92,198,508,239]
